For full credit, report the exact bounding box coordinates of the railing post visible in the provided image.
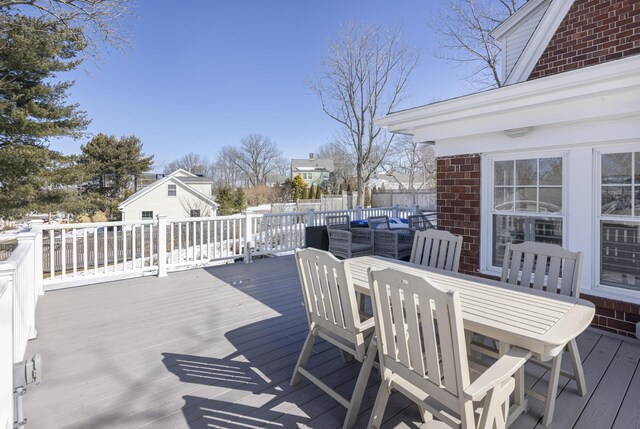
[16,232,37,340]
[307,208,316,227]
[355,206,363,220]
[156,216,168,277]
[392,204,400,218]
[28,220,44,296]
[412,204,420,215]
[244,212,252,264]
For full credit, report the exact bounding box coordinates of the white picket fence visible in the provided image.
[0,231,42,429]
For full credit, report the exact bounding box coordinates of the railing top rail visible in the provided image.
[0,239,33,268]
[256,211,308,218]
[41,220,156,230]
[166,214,246,222]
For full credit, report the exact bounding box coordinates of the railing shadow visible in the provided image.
[163,313,369,428]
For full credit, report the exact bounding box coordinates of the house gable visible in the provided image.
[491,0,553,80]
[528,0,640,81]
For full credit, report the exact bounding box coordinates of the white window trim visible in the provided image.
[592,142,640,300]
[141,210,154,220]
[168,184,177,197]
[480,149,569,275]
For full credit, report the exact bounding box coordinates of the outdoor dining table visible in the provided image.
[345,255,596,426]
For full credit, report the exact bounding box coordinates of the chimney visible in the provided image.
[309,153,314,160]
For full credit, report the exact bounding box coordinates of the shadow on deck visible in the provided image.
[23,256,640,429]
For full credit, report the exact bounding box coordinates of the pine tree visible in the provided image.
[0,15,90,218]
[346,184,352,192]
[315,185,322,199]
[309,184,316,200]
[233,188,247,213]
[215,188,234,216]
[302,187,309,200]
[291,174,307,201]
[81,133,153,218]
[338,184,344,194]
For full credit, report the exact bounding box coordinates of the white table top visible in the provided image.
[346,256,595,357]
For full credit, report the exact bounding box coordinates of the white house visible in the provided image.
[118,169,218,221]
[291,153,334,185]
[378,0,640,337]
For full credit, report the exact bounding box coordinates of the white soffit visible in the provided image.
[376,55,640,142]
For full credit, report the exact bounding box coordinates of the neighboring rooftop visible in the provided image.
[291,153,335,172]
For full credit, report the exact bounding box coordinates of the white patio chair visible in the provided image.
[410,229,463,272]
[368,268,530,429]
[501,241,586,426]
[291,248,377,429]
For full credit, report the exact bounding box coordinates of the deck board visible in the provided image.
[24,255,640,429]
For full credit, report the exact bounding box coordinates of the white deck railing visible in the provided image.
[34,205,423,289]
[0,230,42,429]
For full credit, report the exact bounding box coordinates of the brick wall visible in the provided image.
[436,154,481,275]
[529,0,640,80]
[582,294,640,338]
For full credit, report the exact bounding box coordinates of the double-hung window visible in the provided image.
[597,150,640,292]
[488,154,565,268]
[168,184,177,197]
[141,211,153,220]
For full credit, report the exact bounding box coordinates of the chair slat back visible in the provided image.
[369,268,470,409]
[295,248,360,339]
[408,214,435,231]
[501,241,583,297]
[410,229,463,272]
[368,216,390,230]
[326,215,351,231]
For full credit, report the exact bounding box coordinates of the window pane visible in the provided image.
[636,153,640,184]
[494,161,514,186]
[492,215,563,266]
[539,187,562,213]
[516,159,537,186]
[539,158,562,185]
[494,187,513,210]
[515,187,537,212]
[602,153,632,184]
[600,221,640,291]
[636,186,640,217]
[601,186,632,216]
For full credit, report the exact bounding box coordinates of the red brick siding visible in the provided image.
[582,294,640,338]
[529,0,640,80]
[436,154,481,275]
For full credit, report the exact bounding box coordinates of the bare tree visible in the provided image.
[311,22,418,205]
[429,0,523,88]
[212,146,244,189]
[164,153,211,176]
[383,136,436,191]
[226,134,284,187]
[317,141,355,189]
[0,0,134,58]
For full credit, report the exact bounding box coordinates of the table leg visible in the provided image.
[500,342,528,427]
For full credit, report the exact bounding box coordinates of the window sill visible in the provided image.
[582,286,640,306]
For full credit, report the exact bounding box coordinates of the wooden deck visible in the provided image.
[24,256,640,429]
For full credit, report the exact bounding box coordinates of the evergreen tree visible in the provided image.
[0,15,90,218]
[233,188,247,213]
[291,173,307,201]
[315,185,322,199]
[364,187,371,207]
[215,188,234,216]
[309,184,316,200]
[0,15,89,147]
[301,187,309,200]
[338,184,343,195]
[81,133,153,218]
[346,183,352,192]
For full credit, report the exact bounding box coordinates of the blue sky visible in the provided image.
[51,0,475,170]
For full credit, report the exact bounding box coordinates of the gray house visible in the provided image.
[290,153,334,186]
